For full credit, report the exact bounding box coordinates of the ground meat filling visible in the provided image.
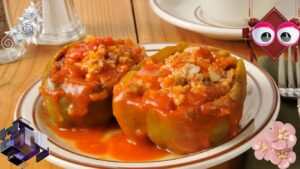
[45,36,146,116]
[50,37,145,87]
[126,45,238,108]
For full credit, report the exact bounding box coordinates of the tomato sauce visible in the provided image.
[112,45,246,154]
[40,36,147,127]
[51,124,171,161]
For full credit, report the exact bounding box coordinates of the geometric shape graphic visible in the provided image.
[0,117,49,166]
[259,8,288,60]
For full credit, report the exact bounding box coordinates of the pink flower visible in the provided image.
[270,148,296,169]
[266,121,297,150]
[252,134,272,161]
[252,121,297,169]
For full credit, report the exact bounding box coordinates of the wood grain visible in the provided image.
[0,0,263,168]
[0,0,136,168]
[74,0,137,40]
[132,0,257,169]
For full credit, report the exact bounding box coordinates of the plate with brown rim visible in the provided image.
[14,43,280,169]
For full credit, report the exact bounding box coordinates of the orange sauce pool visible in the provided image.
[50,123,172,162]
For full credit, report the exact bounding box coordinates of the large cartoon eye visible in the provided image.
[277,22,299,46]
[251,22,275,46]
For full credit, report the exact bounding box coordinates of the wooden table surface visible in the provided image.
[0,0,264,168]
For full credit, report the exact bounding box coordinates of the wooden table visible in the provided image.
[0,0,264,168]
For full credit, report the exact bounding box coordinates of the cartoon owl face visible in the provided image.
[243,8,300,60]
[252,21,299,47]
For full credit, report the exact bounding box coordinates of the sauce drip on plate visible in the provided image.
[51,124,171,161]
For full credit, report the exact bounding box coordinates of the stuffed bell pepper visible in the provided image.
[40,36,146,127]
[113,43,247,154]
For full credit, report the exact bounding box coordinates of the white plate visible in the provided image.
[149,0,243,40]
[149,0,299,40]
[14,43,280,169]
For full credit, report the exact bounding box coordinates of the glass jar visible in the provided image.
[0,0,26,64]
[35,0,85,45]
